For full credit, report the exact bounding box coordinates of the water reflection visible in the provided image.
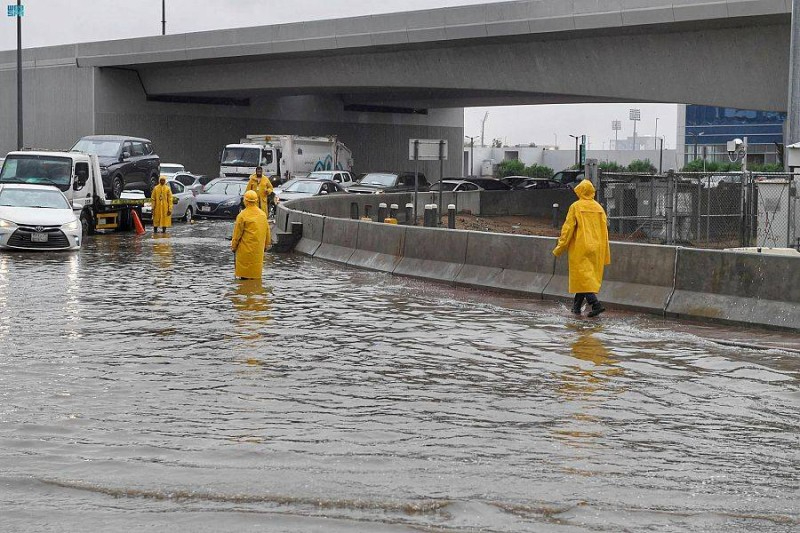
[229,278,272,346]
[152,234,173,270]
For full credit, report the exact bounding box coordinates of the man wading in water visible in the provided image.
[552,179,611,317]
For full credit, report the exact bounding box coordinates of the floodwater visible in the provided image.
[0,220,798,533]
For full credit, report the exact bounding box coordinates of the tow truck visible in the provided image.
[0,150,145,235]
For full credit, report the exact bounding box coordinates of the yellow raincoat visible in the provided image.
[246,174,274,213]
[552,180,611,294]
[231,191,270,279]
[151,180,173,228]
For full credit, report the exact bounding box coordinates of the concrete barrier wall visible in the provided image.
[314,217,360,264]
[456,232,555,297]
[480,190,576,218]
[394,226,468,283]
[295,212,325,256]
[667,248,800,329]
[348,221,406,272]
[280,196,800,332]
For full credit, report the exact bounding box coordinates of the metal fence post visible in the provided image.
[665,170,674,244]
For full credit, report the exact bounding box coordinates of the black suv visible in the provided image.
[348,172,429,194]
[551,170,585,187]
[71,135,161,199]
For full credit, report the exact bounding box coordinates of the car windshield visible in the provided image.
[284,181,322,194]
[205,181,247,195]
[71,139,122,157]
[161,165,184,174]
[0,188,70,209]
[431,182,458,191]
[358,173,397,186]
[221,147,260,166]
[0,155,73,192]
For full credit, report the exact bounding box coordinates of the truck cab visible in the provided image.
[0,151,142,235]
[219,143,280,182]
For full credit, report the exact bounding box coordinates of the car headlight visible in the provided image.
[62,219,81,231]
[0,219,17,229]
[373,190,384,194]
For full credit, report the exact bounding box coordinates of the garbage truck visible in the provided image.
[0,150,145,235]
[219,134,353,184]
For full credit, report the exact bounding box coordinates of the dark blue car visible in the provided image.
[193,179,248,219]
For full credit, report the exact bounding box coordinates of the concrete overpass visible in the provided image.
[0,0,795,176]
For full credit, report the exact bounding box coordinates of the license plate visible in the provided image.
[31,232,48,243]
[200,206,211,212]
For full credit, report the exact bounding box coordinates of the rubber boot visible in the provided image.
[587,302,606,318]
[572,294,585,315]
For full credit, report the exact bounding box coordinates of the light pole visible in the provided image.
[688,131,705,160]
[569,134,579,167]
[654,117,659,151]
[162,0,166,35]
[465,136,476,177]
[13,0,23,150]
[612,120,621,149]
[629,108,641,150]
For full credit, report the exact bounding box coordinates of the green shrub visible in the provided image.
[598,161,625,172]
[626,159,657,173]
[496,159,525,178]
[523,164,554,179]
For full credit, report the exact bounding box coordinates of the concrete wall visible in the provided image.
[282,193,800,332]
[542,149,681,172]
[0,57,94,155]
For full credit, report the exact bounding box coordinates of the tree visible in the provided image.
[523,164,554,179]
[598,161,625,172]
[626,159,657,173]
[495,159,525,178]
[491,138,503,148]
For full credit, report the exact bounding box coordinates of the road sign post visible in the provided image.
[409,139,448,226]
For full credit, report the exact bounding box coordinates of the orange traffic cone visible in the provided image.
[131,210,146,235]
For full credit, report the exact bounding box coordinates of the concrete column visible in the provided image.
[787,0,800,152]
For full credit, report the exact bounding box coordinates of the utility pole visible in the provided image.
[162,0,166,35]
[480,112,488,147]
[630,108,641,151]
[14,0,23,150]
[788,0,800,161]
[465,136,476,177]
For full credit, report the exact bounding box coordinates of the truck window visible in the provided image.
[0,155,73,192]
[262,150,273,165]
[221,148,260,166]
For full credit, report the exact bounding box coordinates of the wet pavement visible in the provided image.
[0,220,798,532]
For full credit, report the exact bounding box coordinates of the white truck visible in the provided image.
[0,150,145,235]
[219,134,353,184]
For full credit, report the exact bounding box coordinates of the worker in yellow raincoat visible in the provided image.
[246,166,274,214]
[231,190,270,279]
[151,176,173,233]
[552,179,611,317]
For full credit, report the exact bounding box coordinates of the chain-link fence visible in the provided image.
[598,171,799,249]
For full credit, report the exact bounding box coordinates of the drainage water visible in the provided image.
[0,221,797,532]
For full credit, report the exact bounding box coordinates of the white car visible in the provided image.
[307,170,356,189]
[159,163,186,179]
[0,184,81,250]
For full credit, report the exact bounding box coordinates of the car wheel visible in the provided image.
[80,213,95,236]
[111,176,124,200]
[182,206,193,223]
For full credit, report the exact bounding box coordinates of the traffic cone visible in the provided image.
[131,210,146,235]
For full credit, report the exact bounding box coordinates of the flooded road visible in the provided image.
[0,220,798,532]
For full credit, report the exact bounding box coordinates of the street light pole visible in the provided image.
[654,118,659,151]
[465,136,476,177]
[16,0,23,150]
[569,134,578,167]
[162,0,166,35]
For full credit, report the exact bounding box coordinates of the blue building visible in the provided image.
[683,105,786,166]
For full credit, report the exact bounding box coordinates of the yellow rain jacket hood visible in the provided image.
[231,192,270,279]
[151,179,173,228]
[552,179,611,294]
[246,174,274,213]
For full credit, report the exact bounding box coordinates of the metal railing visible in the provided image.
[598,171,798,249]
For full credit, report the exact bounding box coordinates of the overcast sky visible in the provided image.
[1,0,678,149]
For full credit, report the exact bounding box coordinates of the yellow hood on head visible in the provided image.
[573,179,595,200]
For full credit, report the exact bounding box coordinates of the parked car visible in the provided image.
[430,179,484,192]
[348,172,429,194]
[133,180,197,223]
[0,184,81,250]
[517,177,569,190]
[459,177,511,190]
[71,135,161,199]
[276,179,345,203]
[500,175,533,189]
[551,170,585,187]
[172,172,214,195]
[193,179,249,219]
[307,170,357,189]
[159,163,186,179]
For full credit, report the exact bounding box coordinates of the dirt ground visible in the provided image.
[449,214,563,237]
